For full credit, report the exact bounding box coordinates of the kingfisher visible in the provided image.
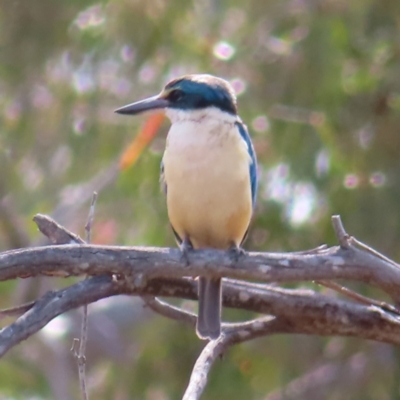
[115,74,258,340]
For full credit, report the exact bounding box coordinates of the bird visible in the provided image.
[115,74,258,340]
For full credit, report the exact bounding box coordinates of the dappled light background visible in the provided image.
[1,0,400,398]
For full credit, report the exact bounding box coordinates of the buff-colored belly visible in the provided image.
[163,121,252,249]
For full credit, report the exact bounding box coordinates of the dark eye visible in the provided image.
[168,89,183,102]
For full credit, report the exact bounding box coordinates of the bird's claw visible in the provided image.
[180,238,193,266]
[228,245,245,262]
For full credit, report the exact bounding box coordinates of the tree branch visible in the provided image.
[1,236,400,302]
[183,316,308,400]
[1,272,400,359]
[1,214,400,399]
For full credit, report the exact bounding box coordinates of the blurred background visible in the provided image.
[1,0,400,398]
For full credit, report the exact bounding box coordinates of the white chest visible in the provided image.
[163,117,250,182]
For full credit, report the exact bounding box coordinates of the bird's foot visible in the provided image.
[227,244,246,263]
[180,238,193,266]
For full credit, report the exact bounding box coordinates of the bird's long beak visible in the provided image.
[114,94,169,115]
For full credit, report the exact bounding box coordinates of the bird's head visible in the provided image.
[115,74,238,118]
[115,75,238,168]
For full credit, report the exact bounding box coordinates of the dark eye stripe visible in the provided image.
[167,89,183,102]
[163,75,238,115]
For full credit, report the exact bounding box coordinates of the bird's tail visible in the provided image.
[196,277,221,340]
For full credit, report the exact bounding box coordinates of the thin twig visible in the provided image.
[350,236,400,268]
[0,301,35,319]
[331,215,350,249]
[290,244,329,255]
[84,192,98,244]
[142,296,197,326]
[73,192,97,400]
[315,280,400,315]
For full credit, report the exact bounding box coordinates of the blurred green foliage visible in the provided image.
[1,0,400,398]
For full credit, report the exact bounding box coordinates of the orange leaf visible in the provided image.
[119,113,165,170]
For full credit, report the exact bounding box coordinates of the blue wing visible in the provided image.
[235,121,258,208]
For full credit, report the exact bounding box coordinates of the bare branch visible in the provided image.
[1,274,400,359]
[0,275,114,357]
[142,296,197,326]
[2,212,400,400]
[2,237,400,302]
[182,316,291,400]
